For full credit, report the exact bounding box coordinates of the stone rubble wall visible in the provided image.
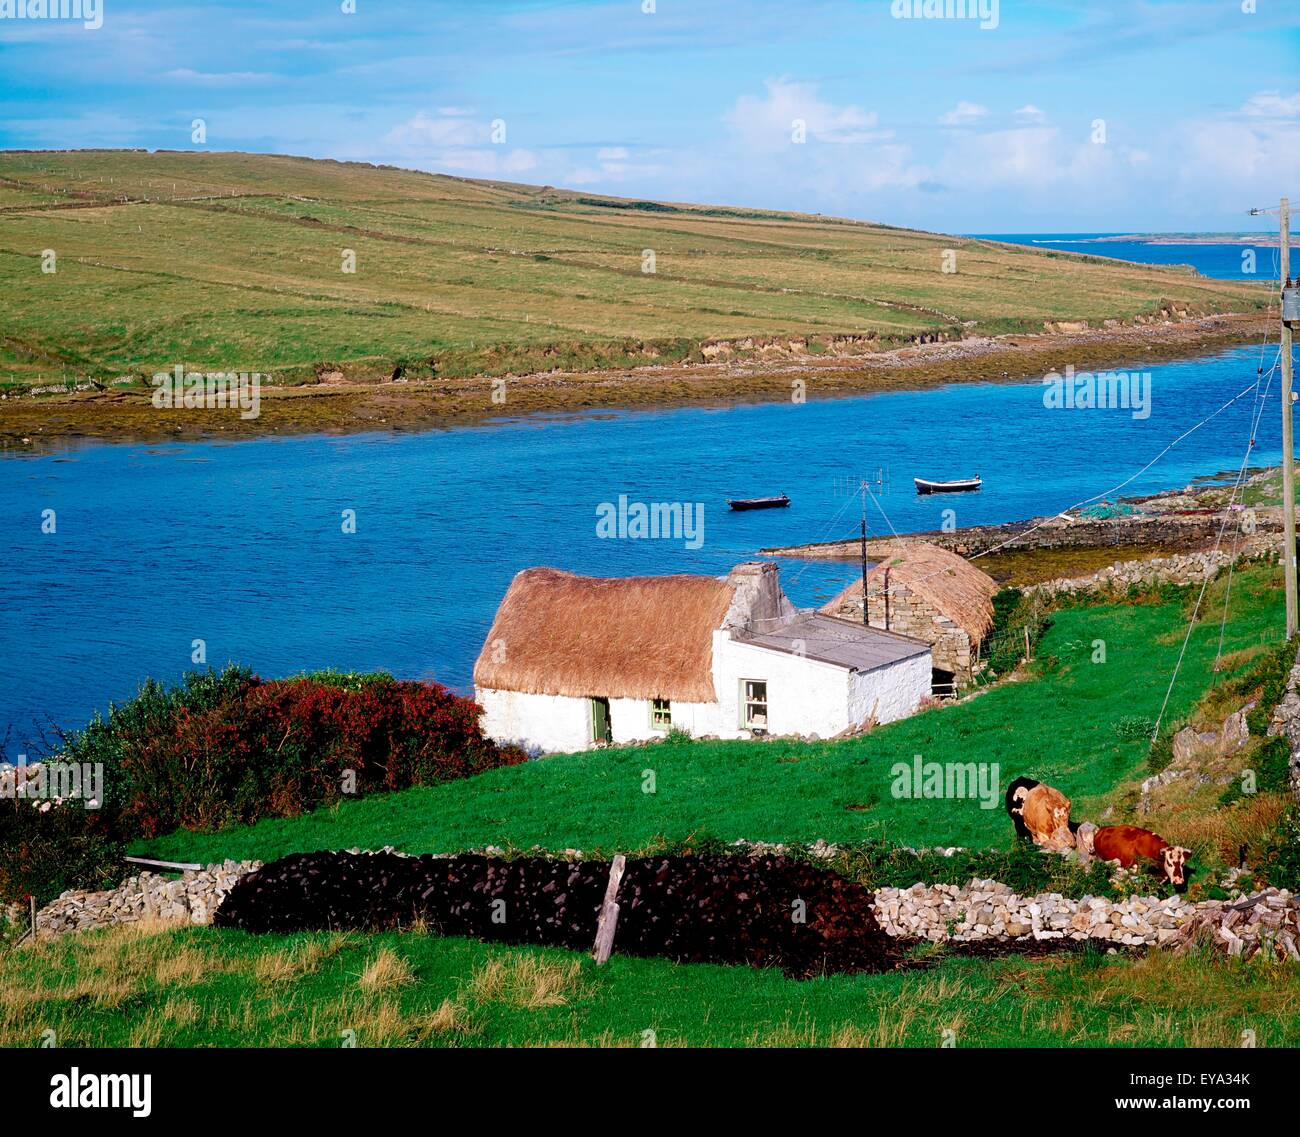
[872,879,1199,947]
[764,514,1282,562]
[32,848,411,936]
[30,848,1299,962]
[1025,545,1275,599]
[1170,890,1300,960]
[35,861,262,936]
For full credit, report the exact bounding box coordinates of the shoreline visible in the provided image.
[0,312,1270,452]
[761,465,1286,586]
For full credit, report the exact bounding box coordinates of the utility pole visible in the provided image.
[1281,197,1297,637]
[859,481,869,627]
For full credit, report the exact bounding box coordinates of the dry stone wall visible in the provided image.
[873,880,1197,947]
[29,849,1298,964]
[35,861,261,936]
[1026,546,1274,599]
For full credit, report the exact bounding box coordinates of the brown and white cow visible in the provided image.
[1005,777,1076,851]
[1091,825,1191,891]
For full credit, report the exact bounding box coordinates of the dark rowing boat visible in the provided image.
[727,494,791,511]
[914,475,981,495]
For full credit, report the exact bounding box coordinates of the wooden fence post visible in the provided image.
[592,854,627,966]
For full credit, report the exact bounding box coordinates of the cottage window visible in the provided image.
[741,680,768,730]
[650,698,672,729]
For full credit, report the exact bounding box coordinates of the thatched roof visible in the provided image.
[820,542,996,642]
[473,567,736,702]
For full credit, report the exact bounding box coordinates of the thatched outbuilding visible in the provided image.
[474,561,932,752]
[820,542,997,692]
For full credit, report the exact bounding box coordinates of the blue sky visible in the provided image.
[1,0,1297,231]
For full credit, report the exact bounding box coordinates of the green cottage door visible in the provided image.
[590,697,611,744]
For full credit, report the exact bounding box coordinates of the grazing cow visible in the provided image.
[1092,825,1191,891]
[1005,776,1039,840]
[1005,777,1076,850]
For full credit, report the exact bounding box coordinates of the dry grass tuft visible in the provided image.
[254,935,350,984]
[357,948,416,993]
[469,953,582,1009]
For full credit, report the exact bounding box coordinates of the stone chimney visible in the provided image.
[723,561,795,632]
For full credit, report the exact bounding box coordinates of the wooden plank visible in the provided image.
[592,854,627,966]
[125,856,202,871]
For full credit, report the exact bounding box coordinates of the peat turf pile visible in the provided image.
[213,851,899,977]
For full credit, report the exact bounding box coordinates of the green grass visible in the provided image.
[4,921,1297,1047]
[136,566,1286,867]
[0,150,1268,386]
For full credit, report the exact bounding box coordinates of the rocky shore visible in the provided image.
[1,313,1269,451]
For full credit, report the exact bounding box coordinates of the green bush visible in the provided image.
[0,798,126,908]
[982,588,1053,679]
[2,665,523,905]
[295,669,396,692]
[62,665,523,838]
[1241,636,1298,736]
[1148,722,1177,774]
[1260,807,1300,891]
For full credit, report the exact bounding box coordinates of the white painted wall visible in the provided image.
[478,688,718,753]
[848,652,932,725]
[714,633,852,737]
[608,697,716,744]
[479,632,931,751]
[477,688,592,753]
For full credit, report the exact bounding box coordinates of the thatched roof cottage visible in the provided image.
[474,561,932,752]
[820,542,997,692]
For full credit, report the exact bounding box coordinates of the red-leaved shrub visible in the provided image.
[70,670,523,837]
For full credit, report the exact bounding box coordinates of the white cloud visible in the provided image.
[1174,91,1300,211]
[724,78,885,149]
[939,101,988,126]
[163,69,274,85]
[385,109,484,148]
[1014,105,1047,123]
[1240,92,1300,119]
[438,149,539,176]
[710,79,930,209]
[381,109,537,177]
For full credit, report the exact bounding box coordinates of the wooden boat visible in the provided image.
[914,475,981,495]
[727,494,791,511]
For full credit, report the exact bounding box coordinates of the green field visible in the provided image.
[4,923,1297,1048]
[136,568,1284,868]
[0,150,1268,387]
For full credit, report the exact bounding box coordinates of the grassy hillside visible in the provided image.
[0,150,1268,388]
[137,567,1284,867]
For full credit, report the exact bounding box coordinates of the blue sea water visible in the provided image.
[975,233,1281,282]
[0,237,1286,741]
